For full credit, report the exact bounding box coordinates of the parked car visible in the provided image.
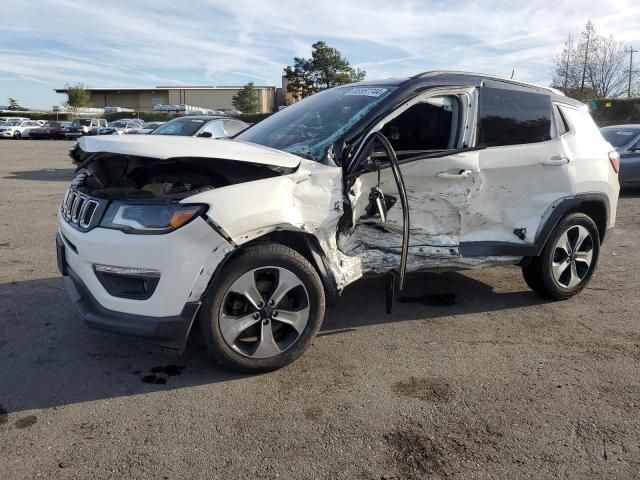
[0,119,42,139]
[59,72,619,372]
[29,121,72,139]
[65,118,108,138]
[150,116,248,138]
[0,116,28,124]
[137,121,165,134]
[600,125,640,189]
[98,119,144,135]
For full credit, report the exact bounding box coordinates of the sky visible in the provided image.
[1,0,639,110]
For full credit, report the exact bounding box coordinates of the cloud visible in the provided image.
[0,0,639,108]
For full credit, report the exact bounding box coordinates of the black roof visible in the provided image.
[354,70,583,106]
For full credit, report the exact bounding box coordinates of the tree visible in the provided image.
[7,98,25,111]
[552,21,634,99]
[587,35,628,98]
[552,35,583,97]
[231,82,260,114]
[64,83,91,118]
[285,41,366,100]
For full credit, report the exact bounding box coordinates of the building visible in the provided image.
[54,85,277,114]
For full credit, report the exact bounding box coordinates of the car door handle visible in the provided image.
[436,169,472,180]
[542,156,570,166]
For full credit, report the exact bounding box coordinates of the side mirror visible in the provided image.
[198,131,213,138]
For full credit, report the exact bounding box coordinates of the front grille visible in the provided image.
[61,188,102,230]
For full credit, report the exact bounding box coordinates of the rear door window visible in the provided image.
[478,87,552,147]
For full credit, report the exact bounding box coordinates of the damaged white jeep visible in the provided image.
[58,72,620,372]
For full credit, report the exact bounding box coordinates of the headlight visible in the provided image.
[100,203,208,234]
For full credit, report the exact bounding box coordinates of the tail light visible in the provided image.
[608,151,620,173]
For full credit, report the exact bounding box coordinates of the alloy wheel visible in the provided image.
[219,267,310,359]
[551,225,594,289]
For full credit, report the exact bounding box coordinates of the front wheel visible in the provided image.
[13,131,21,139]
[199,244,325,373]
[522,213,600,300]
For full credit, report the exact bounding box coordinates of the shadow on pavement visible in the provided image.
[5,168,76,182]
[0,271,545,414]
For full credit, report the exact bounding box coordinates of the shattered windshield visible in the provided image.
[235,85,396,162]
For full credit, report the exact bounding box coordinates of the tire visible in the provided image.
[199,243,326,373]
[522,213,600,300]
[13,131,21,139]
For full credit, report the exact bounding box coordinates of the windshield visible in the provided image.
[72,119,92,127]
[601,128,640,148]
[151,118,209,136]
[235,85,396,162]
[142,122,160,129]
[6,119,21,126]
[109,121,127,128]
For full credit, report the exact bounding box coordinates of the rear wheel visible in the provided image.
[199,244,325,373]
[522,213,600,300]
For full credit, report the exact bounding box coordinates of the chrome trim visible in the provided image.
[61,187,100,229]
[93,264,161,277]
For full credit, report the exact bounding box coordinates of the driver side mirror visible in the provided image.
[198,131,213,138]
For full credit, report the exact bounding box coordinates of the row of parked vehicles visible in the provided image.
[0,115,251,140]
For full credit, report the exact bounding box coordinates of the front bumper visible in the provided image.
[65,131,84,137]
[61,255,200,351]
[0,130,15,137]
[57,213,232,350]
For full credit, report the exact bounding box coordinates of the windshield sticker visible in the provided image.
[616,131,634,136]
[345,87,388,97]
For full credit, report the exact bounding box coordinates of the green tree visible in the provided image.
[285,41,366,100]
[64,83,91,118]
[7,98,25,111]
[231,82,260,114]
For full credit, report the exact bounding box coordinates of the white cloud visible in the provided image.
[0,0,639,108]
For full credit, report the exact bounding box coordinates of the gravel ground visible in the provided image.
[1,139,639,480]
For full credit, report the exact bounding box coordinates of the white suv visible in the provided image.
[58,72,620,372]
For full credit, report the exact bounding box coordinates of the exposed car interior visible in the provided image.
[380,95,461,159]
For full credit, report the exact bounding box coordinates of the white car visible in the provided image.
[0,119,42,139]
[58,71,620,373]
[0,116,28,124]
[136,121,165,134]
[98,119,144,135]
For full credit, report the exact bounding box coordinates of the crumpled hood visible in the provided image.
[77,134,302,169]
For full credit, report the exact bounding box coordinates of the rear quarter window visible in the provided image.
[478,87,552,147]
[558,105,602,140]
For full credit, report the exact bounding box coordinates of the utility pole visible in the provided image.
[580,21,594,99]
[625,46,638,98]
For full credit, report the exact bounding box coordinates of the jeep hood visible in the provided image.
[76,134,302,169]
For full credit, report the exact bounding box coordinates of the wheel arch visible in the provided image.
[201,229,339,309]
[536,193,610,250]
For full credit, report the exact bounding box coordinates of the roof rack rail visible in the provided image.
[411,71,565,96]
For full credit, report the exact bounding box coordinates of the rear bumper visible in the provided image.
[58,234,200,351]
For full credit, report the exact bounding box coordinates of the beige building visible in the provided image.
[55,85,278,113]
